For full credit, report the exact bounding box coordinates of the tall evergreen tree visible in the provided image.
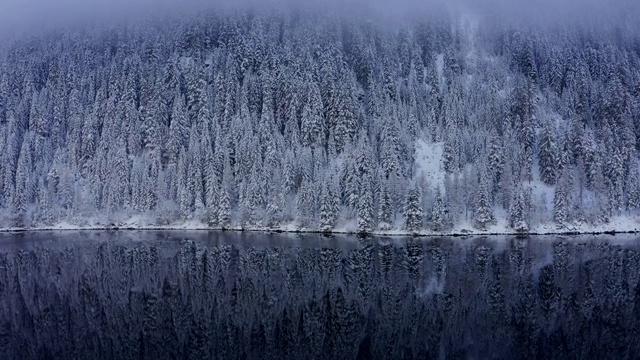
[626,162,640,213]
[488,133,505,192]
[508,188,529,233]
[404,186,423,233]
[554,171,570,226]
[319,178,340,232]
[300,82,324,148]
[473,173,495,231]
[538,120,558,185]
[377,184,394,230]
[297,180,316,229]
[429,188,447,232]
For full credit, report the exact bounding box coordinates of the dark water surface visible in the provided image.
[1,231,640,359]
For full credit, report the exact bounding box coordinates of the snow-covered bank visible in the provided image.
[2,215,640,237]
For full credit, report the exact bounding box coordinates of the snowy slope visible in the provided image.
[414,140,445,193]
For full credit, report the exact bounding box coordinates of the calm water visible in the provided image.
[1,231,640,360]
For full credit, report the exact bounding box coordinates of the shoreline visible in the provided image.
[1,224,638,238]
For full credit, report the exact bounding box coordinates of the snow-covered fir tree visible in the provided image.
[429,188,447,232]
[319,178,340,232]
[473,173,495,231]
[508,188,529,233]
[377,184,393,230]
[404,186,423,233]
[554,171,571,227]
[626,163,640,213]
[538,119,558,186]
[217,188,231,229]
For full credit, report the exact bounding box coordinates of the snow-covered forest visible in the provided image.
[0,6,640,233]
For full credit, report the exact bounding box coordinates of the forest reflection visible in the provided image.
[0,231,639,359]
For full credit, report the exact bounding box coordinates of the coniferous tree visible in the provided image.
[319,179,339,232]
[442,139,457,174]
[300,82,324,148]
[488,133,505,193]
[355,133,375,232]
[297,180,316,229]
[13,136,33,214]
[473,174,495,231]
[357,187,374,233]
[177,149,192,217]
[429,188,447,232]
[202,135,218,210]
[330,72,358,154]
[218,187,231,228]
[626,163,640,213]
[508,188,529,233]
[404,186,423,233]
[538,120,558,185]
[167,95,188,165]
[344,162,359,210]
[554,172,570,226]
[606,148,625,216]
[380,121,401,178]
[377,184,393,230]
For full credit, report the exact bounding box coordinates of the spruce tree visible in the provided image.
[296,180,316,229]
[357,186,374,233]
[473,176,495,231]
[626,163,640,212]
[538,120,558,185]
[354,133,374,233]
[300,82,324,148]
[442,139,456,174]
[554,174,570,226]
[378,185,393,230]
[380,122,401,178]
[429,188,447,232]
[508,189,529,233]
[218,187,231,228]
[404,186,423,233]
[488,133,505,191]
[319,180,339,232]
[606,148,625,216]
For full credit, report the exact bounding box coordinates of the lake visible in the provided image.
[1,231,639,359]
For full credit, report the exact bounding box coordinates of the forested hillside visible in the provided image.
[0,7,639,233]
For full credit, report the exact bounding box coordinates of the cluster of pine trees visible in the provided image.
[0,8,639,232]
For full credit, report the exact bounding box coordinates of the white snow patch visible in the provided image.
[414,140,445,193]
[48,221,84,230]
[333,219,358,234]
[532,216,640,235]
[280,222,300,232]
[166,219,209,230]
[525,179,555,211]
[435,53,445,91]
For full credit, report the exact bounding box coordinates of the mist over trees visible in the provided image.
[0,5,639,232]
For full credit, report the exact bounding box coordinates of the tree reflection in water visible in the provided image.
[0,232,639,359]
